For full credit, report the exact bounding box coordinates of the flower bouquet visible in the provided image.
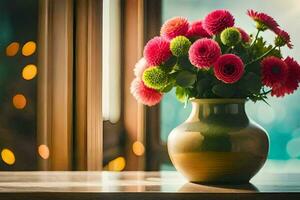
[131,9,300,106]
[130,9,300,183]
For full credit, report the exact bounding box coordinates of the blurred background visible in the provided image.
[0,0,37,170]
[0,0,299,171]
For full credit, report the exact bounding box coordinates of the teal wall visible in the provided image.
[161,0,300,160]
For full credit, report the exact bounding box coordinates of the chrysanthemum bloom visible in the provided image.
[214,54,244,84]
[203,9,235,35]
[143,37,172,66]
[160,17,189,40]
[170,36,191,57]
[130,78,163,106]
[236,27,251,43]
[261,56,288,88]
[274,28,293,49]
[271,57,300,97]
[186,20,211,39]
[142,66,169,90]
[188,38,221,69]
[220,27,241,46]
[247,9,279,31]
[134,58,149,79]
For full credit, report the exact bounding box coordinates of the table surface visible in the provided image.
[0,171,299,200]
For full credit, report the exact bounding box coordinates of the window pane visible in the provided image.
[102,0,121,124]
[0,0,38,170]
[161,0,300,170]
[102,0,124,170]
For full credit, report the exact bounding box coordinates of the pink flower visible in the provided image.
[186,20,211,39]
[261,56,288,88]
[247,9,279,31]
[143,37,172,66]
[160,17,189,40]
[214,54,244,84]
[130,78,163,106]
[236,27,251,43]
[271,57,300,97]
[134,58,149,79]
[203,9,235,35]
[274,28,293,49]
[188,38,221,69]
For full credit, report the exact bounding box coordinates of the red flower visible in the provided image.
[160,17,189,40]
[271,57,300,97]
[203,9,235,35]
[186,20,211,39]
[247,9,279,31]
[188,38,221,69]
[130,78,163,106]
[274,28,293,49]
[236,27,251,43]
[143,37,171,66]
[214,54,244,84]
[261,56,288,88]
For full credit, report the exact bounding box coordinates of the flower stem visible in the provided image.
[260,89,272,95]
[250,30,260,48]
[225,46,233,54]
[246,45,278,66]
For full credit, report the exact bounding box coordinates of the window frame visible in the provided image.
[37,0,103,171]
[74,0,103,171]
[37,0,74,170]
[122,0,167,171]
[143,0,170,171]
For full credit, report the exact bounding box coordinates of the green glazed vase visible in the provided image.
[167,99,269,183]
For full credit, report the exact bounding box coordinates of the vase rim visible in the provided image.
[190,98,246,104]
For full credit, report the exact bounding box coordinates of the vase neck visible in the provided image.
[187,99,248,123]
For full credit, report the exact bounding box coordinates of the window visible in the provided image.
[0,0,145,172]
[160,0,300,170]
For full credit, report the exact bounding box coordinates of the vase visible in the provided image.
[167,99,269,183]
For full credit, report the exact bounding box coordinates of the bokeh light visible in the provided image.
[132,141,145,156]
[13,94,27,109]
[22,64,37,80]
[22,41,36,56]
[1,149,15,165]
[6,42,20,56]
[108,156,126,171]
[287,138,300,158]
[256,104,275,125]
[38,144,50,160]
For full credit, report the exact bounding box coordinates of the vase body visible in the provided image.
[167,99,269,183]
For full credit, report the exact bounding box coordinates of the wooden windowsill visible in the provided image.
[0,171,299,200]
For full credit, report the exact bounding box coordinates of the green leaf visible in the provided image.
[175,71,197,87]
[177,56,196,71]
[162,56,177,69]
[212,84,236,98]
[249,36,282,62]
[196,78,211,96]
[244,72,262,93]
[175,87,188,103]
[160,81,174,93]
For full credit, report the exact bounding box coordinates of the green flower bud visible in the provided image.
[170,36,191,57]
[274,36,285,47]
[220,27,241,46]
[255,21,268,31]
[142,66,169,90]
